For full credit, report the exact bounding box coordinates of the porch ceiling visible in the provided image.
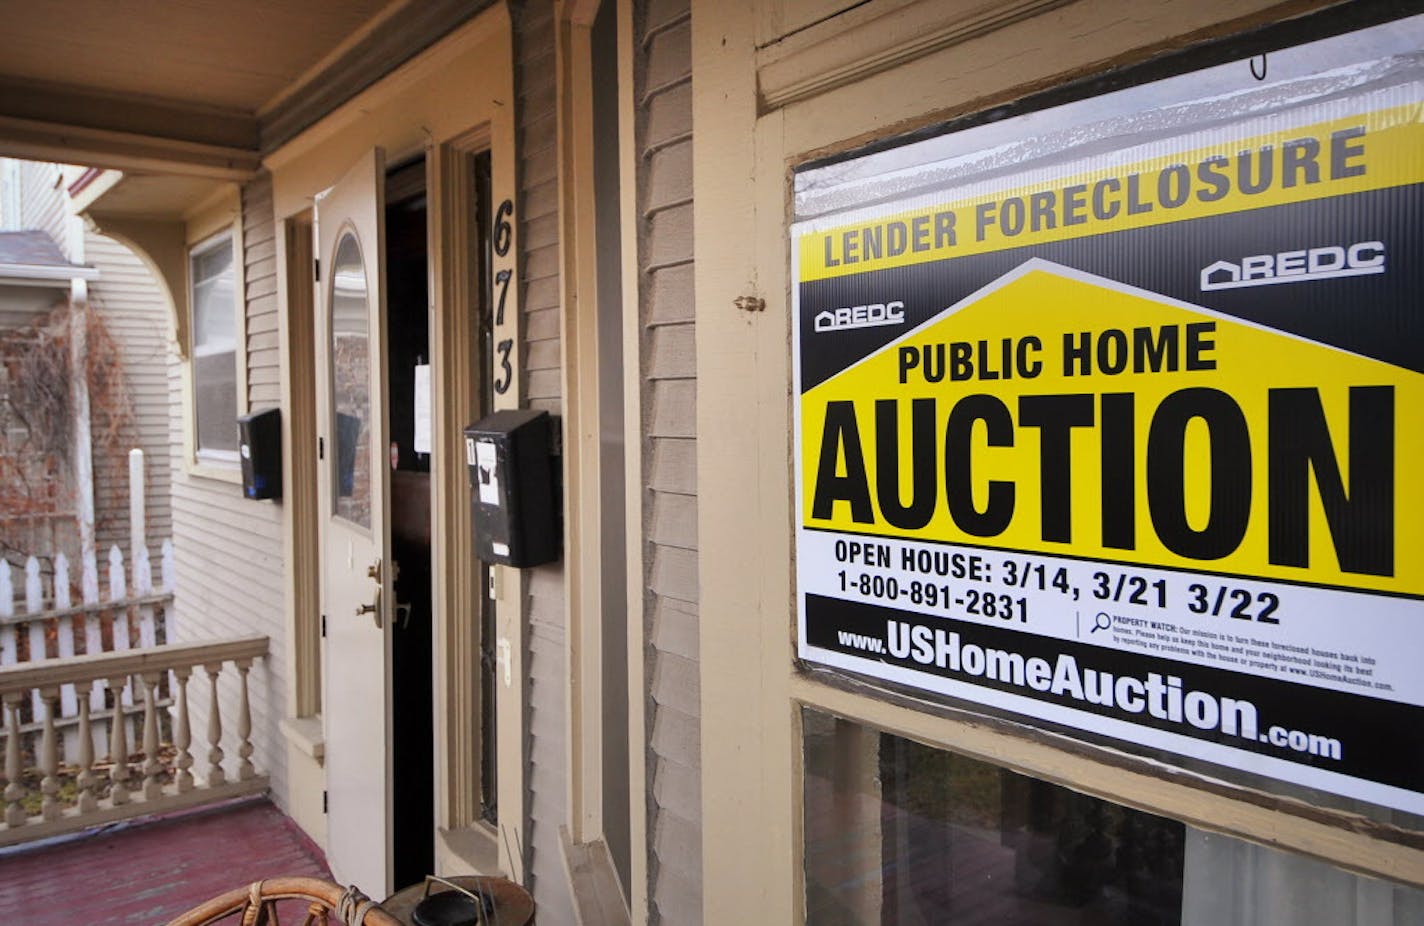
[0,0,493,183]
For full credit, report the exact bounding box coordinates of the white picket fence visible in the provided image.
[0,447,172,761]
[0,542,174,757]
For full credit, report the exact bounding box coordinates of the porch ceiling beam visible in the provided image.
[0,76,259,149]
[0,113,260,182]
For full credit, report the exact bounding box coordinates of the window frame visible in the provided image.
[182,218,247,481]
[693,3,1424,924]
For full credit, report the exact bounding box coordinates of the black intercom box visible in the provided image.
[237,407,282,500]
[465,410,560,567]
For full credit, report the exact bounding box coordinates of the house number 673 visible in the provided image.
[492,198,515,395]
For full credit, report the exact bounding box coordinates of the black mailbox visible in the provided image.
[464,410,559,567]
[237,407,282,500]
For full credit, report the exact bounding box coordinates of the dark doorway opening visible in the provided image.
[385,157,434,890]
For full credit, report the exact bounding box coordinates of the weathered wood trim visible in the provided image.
[694,0,796,917]
[756,0,1074,111]
[429,134,489,836]
[278,212,322,719]
[617,0,650,921]
[555,0,607,847]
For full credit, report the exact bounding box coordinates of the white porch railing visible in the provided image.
[0,635,269,847]
[0,546,175,761]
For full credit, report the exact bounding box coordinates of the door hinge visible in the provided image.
[314,258,320,282]
[322,790,328,814]
[321,614,327,637]
[318,436,325,460]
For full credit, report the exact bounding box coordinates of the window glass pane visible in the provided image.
[194,350,238,453]
[330,230,371,529]
[190,236,238,454]
[804,711,1424,925]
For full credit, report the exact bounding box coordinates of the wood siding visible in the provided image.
[514,3,576,923]
[637,0,700,922]
[167,174,289,808]
[85,231,176,558]
[243,179,282,411]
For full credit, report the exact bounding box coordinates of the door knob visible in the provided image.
[356,586,383,629]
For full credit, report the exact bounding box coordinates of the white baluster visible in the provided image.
[140,671,162,800]
[53,555,77,720]
[107,674,130,805]
[75,681,98,813]
[172,666,193,793]
[235,658,254,781]
[38,687,60,821]
[204,663,225,786]
[4,693,27,825]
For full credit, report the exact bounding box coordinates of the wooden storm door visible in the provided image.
[315,148,394,897]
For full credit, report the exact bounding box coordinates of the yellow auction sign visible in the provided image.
[801,263,1422,597]
[793,47,1424,816]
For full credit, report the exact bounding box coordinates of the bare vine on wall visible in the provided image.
[0,298,135,570]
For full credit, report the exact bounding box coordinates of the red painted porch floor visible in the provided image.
[0,797,332,926]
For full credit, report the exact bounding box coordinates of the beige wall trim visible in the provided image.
[429,135,488,835]
[756,0,1074,110]
[555,0,607,846]
[278,213,322,720]
[793,675,1424,887]
[481,6,527,888]
[616,0,649,921]
[694,0,800,921]
[0,114,259,182]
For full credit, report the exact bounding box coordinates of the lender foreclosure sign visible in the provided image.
[792,43,1424,814]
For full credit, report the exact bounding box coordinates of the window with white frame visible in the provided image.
[190,232,239,461]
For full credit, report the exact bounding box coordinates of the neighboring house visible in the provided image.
[0,227,98,567]
[0,161,174,578]
[0,3,1419,926]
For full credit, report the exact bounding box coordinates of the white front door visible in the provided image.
[315,148,393,897]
